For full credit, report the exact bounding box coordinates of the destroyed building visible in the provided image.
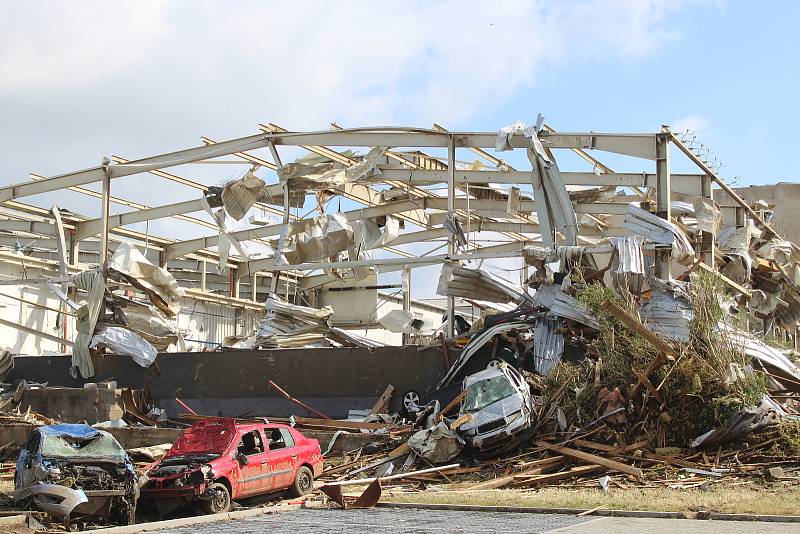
[0,119,797,442]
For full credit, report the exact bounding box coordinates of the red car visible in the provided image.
[141,418,323,515]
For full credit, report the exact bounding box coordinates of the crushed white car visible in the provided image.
[457,363,534,451]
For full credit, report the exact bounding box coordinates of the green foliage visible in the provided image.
[541,272,769,446]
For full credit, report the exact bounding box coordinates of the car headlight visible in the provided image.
[505,411,522,424]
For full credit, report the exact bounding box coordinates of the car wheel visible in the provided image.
[289,466,313,497]
[401,390,421,416]
[201,482,231,514]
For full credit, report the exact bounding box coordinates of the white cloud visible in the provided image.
[0,0,691,129]
[670,115,712,139]
[0,1,706,245]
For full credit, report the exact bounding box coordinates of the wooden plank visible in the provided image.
[435,390,467,422]
[388,442,411,459]
[535,440,643,478]
[470,458,564,490]
[368,384,395,415]
[293,416,402,431]
[573,439,648,455]
[601,300,677,359]
[640,451,703,470]
[449,413,474,430]
[697,261,752,298]
[511,464,603,488]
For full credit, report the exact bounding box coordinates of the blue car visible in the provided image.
[15,424,138,526]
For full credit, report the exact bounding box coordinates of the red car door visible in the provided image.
[235,429,271,497]
[264,427,298,488]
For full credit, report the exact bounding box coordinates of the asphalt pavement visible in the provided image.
[151,506,800,534]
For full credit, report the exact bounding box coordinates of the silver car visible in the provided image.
[457,363,534,450]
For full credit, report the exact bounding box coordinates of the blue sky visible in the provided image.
[0,0,797,296]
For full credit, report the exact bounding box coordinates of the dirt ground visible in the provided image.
[382,482,800,516]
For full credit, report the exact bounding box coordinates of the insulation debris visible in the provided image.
[277,147,386,190]
[624,204,694,264]
[220,169,265,221]
[437,263,531,306]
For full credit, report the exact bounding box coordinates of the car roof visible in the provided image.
[37,424,104,439]
[188,418,293,432]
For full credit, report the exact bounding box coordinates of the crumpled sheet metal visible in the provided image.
[609,235,645,294]
[640,281,693,342]
[220,170,265,221]
[692,196,722,234]
[623,205,694,264]
[496,118,577,248]
[727,328,800,389]
[407,421,465,463]
[438,321,532,389]
[201,196,249,274]
[320,478,381,509]
[275,212,353,265]
[378,309,435,335]
[691,396,785,448]
[277,147,386,190]
[109,242,185,315]
[437,262,532,305]
[255,297,337,349]
[71,269,105,379]
[531,319,564,375]
[548,291,599,330]
[90,325,157,368]
[116,299,180,351]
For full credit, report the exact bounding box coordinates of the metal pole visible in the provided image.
[447,135,456,337]
[402,265,411,345]
[100,158,111,267]
[700,174,715,268]
[654,133,671,280]
[268,141,287,297]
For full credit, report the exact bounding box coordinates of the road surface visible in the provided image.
[153,506,800,534]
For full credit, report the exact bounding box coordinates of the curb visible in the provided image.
[375,502,800,523]
[95,503,300,533]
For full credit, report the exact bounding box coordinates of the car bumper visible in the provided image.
[140,484,205,499]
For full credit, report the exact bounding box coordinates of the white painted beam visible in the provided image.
[76,198,207,240]
[164,199,424,261]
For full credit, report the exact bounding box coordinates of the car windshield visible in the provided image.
[166,425,234,457]
[40,432,127,461]
[462,374,518,413]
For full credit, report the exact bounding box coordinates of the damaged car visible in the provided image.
[140,418,322,516]
[457,362,534,451]
[14,424,138,526]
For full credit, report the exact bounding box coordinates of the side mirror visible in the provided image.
[236,452,249,465]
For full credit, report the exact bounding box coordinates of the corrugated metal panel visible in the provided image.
[178,298,261,348]
[532,319,564,375]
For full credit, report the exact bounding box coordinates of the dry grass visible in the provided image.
[382,484,800,516]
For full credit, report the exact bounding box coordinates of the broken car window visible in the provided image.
[462,374,518,413]
[238,430,264,456]
[40,433,127,461]
[279,428,295,449]
[268,429,286,450]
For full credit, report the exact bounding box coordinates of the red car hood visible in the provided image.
[165,421,237,458]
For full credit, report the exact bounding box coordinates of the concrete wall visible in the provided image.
[19,386,124,424]
[722,183,800,244]
[8,346,450,419]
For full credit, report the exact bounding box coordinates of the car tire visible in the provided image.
[289,466,313,497]
[201,482,231,514]
[401,390,421,417]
